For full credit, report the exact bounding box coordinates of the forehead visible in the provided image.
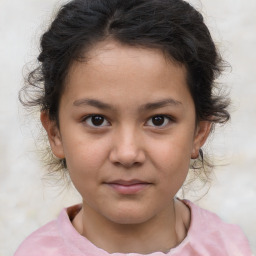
[62,40,192,111]
[67,40,186,83]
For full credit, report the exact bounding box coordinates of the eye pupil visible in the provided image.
[92,115,104,126]
[152,116,164,126]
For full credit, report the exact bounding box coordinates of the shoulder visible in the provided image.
[14,220,60,256]
[14,205,82,256]
[181,200,253,255]
[14,219,62,256]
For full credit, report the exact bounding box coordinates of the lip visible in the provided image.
[104,179,152,194]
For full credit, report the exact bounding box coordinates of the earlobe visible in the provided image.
[40,111,65,159]
[191,121,212,159]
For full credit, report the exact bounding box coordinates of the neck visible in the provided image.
[72,199,189,254]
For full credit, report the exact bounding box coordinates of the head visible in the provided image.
[20,0,230,205]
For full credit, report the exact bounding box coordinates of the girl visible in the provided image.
[15,0,252,255]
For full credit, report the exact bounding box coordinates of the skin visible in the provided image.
[41,40,211,253]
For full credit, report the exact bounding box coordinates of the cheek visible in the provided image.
[63,137,111,199]
[150,134,193,167]
[148,133,194,187]
[153,145,190,196]
[62,135,111,178]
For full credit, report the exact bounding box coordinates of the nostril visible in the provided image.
[109,147,146,168]
[123,161,142,168]
[112,159,141,168]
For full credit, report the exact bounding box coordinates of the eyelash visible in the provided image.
[82,114,110,128]
[145,115,174,128]
[82,114,174,128]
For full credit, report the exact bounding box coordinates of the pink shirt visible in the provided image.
[14,200,252,256]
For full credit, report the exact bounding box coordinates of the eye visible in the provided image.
[83,115,110,127]
[145,115,172,128]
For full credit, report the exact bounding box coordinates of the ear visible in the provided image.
[40,111,65,159]
[191,121,212,159]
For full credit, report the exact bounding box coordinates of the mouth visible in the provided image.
[104,179,152,195]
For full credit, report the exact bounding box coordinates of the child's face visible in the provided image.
[43,40,210,224]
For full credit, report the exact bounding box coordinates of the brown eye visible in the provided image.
[146,115,171,127]
[91,116,104,126]
[152,116,165,126]
[84,115,110,127]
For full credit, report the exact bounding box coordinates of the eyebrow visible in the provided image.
[73,98,182,111]
[139,98,182,111]
[73,98,113,110]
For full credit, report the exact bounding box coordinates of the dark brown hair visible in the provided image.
[20,0,230,180]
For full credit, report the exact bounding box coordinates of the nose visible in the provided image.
[109,126,146,168]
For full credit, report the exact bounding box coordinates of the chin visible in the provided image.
[104,206,156,225]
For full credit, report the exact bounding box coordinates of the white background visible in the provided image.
[0,0,255,255]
